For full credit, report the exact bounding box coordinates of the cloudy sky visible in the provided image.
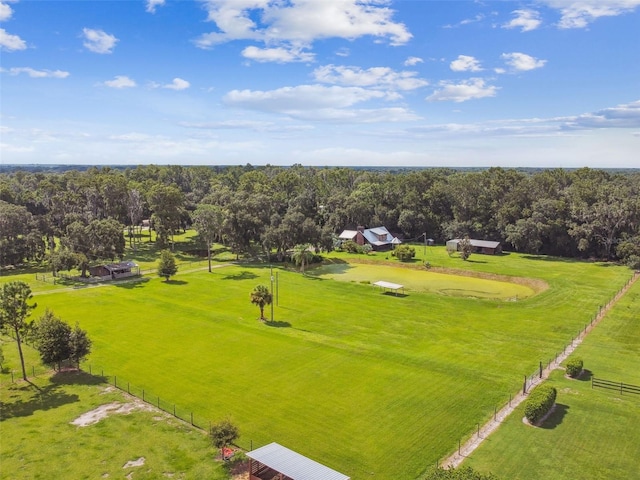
[1,0,639,168]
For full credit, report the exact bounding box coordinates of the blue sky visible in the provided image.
[1,0,639,167]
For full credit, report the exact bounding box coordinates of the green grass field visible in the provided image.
[464,280,640,479]
[1,242,636,479]
[0,369,229,479]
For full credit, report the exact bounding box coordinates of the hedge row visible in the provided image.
[524,384,557,424]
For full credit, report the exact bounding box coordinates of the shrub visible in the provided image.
[565,357,583,378]
[341,240,360,253]
[393,244,416,262]
[524,384,557,425]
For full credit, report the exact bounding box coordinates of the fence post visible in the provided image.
[523,375,527,395]
[458,438,461,455]
[191,412,194,425]
[539,361,543,379]
[127,382,130,394]
[477,423,480,438]
[494,405,497,421]
[142,389,145,402]
[114,376,117,388]
[509,393,512,406]
[174,405,176,417]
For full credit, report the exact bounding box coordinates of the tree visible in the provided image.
[148,184,185,249]
[192,204,224,272]
[209,419,239,457]
[157,249,177,281]
[33,309,72,370]
[69,322,92,368]
[459,236,473,261]
[0,281,37,380]
[250,285,272,321]
[292,243,314,274]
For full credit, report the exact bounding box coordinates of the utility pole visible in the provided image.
[270,265,274,322]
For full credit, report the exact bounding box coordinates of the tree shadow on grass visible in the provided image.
[50,370,107,386]
[0,381,80,421]
[540,403,569,429]
[163,279,188,285]
[222,271,258,281]
[576,369,593,382]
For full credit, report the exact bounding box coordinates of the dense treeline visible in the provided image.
[1,165,639,270]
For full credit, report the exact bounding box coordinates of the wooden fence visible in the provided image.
[592,377,640,396]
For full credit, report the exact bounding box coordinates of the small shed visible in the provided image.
[89,261,140,280]
[446,239,502,255]
[247,442,350,480]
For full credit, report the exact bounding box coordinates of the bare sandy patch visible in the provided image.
[123,457,145,469]
[71,399,154,427]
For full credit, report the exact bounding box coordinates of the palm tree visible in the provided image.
[250,285,272,321]
[292,243,314,275]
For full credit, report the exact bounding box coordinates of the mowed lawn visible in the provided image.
[0,370,227,479]
[464,279,640,480]
[18,252,634,479]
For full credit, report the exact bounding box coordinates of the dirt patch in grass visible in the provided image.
[71,398,155,427]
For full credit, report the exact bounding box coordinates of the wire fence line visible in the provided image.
[441,270,639,469]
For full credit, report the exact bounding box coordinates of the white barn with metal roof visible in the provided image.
[247,442,350,480]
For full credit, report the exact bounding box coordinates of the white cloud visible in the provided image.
[427,78,498,103]
[443,14,485,29]
[335,47,350,57]
[225,84,390,111]
[146,0,165,14]
[163,77,190,90]
[102,75,136,88]
[0,2,13,21]
[242,45,314,63]
[313,65,428,90]
[450,55,483,72]
[503,9,542,32]
[0,27,26,51]
[404,56,423,66]
[223,84,420,122]
[565,100,640,129]
[2,67,70,78]
[501,52,546,71]
[82,28,118,54]
[541,0,640,28]
[195,0,411,50]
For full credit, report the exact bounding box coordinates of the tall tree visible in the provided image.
[0,281,37,380]
[250,285,272,321]
[148,184,185,249]
[192,204,224,272]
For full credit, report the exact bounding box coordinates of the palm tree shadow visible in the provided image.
[265,320,291,328]
[223,271,258,281]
